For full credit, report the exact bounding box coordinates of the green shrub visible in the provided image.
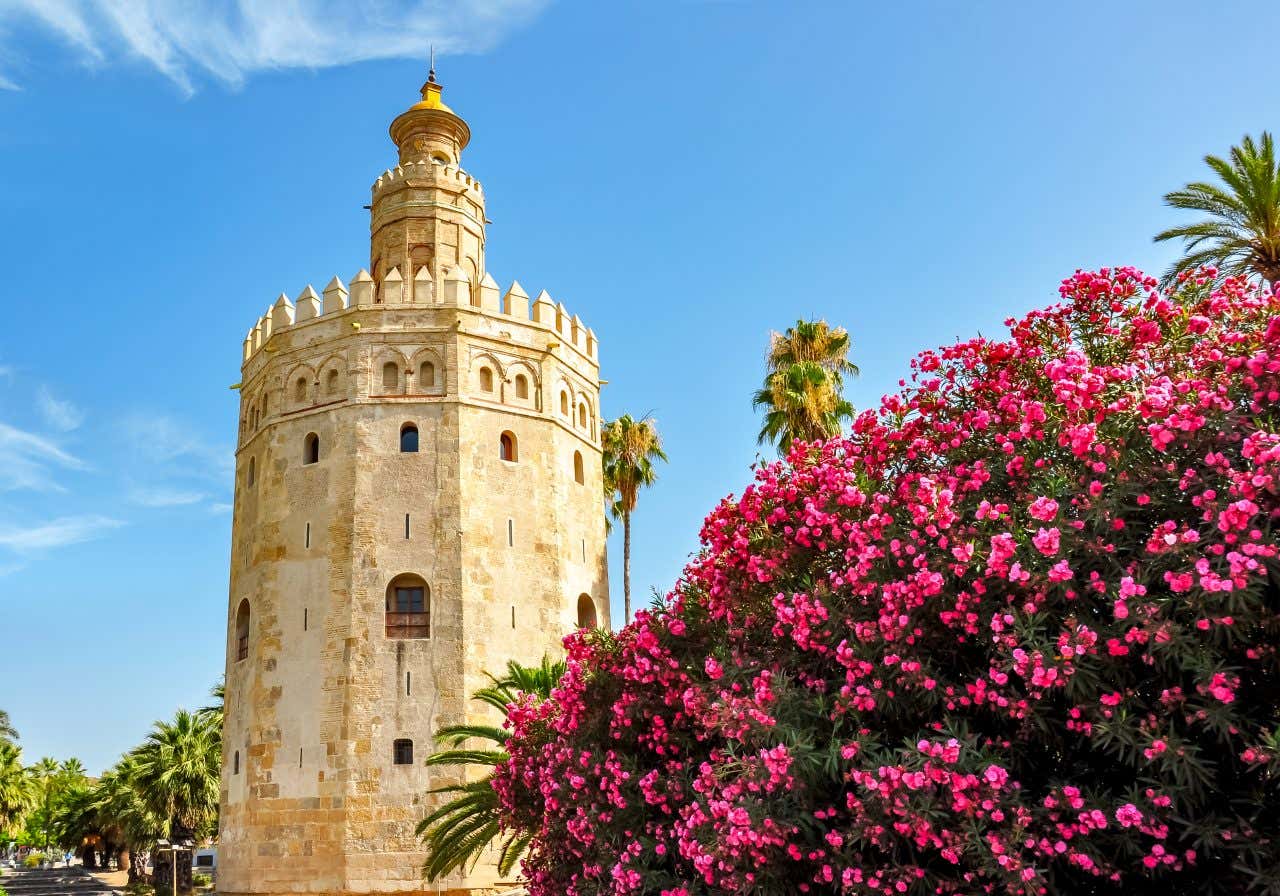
[21,854,44,869]
[192,873,212,888]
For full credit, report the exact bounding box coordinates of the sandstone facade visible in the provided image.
[219,71,609,896]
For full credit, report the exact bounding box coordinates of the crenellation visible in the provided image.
[532,289,555,325]
[322,277,348,315]
[380,267,404,304]
[411,265,433,304]
[296,286,321,322]
[442,264,469,305]
[503,280,529,318]
[350,269,375,307]
[481,272,499,311]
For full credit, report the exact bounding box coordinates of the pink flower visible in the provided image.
[1032,527,1061,556]
[1029,497,1060,521]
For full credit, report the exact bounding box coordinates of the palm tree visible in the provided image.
[1155,132,1280,287]
[91,756,164,883]
[30,756,61,851]
[753,361,854,452]
[200,678,225,723]
[0,709,17,744]
[0,741,34,834]
[765,318,860,386]
[754,318,859,453]
[602,414,668,625]
[417,657,566,883]
[129,709,221,891]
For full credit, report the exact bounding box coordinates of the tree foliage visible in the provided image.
[497,269,1280,896]
[417,658,567,883]
[1156,132,1280,287]
[603,414,668,624]
[754,318,858,451]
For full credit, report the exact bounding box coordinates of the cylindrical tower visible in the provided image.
[218,73,609,896]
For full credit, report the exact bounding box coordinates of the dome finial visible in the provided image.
[428,45,437,84]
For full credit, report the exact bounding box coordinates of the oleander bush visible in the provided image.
[497,268,1280,896]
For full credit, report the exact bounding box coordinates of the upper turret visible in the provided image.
[370,67,487,303]
[388,66,470,166]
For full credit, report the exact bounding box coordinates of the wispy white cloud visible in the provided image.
[0,0,550,94]
[0,421,86,492]
[120,412,232,475]
[208,502,232,514]
[129,486,206,507]
[36,386,84,432]
[0,514,124,552]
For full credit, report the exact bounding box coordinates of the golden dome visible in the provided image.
[407,79,453,114]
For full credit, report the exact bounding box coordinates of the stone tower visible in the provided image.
[218,69,609,896]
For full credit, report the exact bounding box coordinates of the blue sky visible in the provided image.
[0,0,1276,773]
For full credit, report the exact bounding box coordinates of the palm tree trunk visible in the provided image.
[623,511,632,624]
[128,849,147,885]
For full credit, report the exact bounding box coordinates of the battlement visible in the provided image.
[241,268,598,367]
[372,159,484,201]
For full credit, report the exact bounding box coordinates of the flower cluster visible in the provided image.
[495,268,1280,895]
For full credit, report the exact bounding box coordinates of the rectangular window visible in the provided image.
[303,608,308,631]
[299,747,303,768]
[305,522,311,549]
[395,587,425,613]
[407,671,412,695]
[393,739,414,765]
[582,538,586,562]
[405,513,410,539]
[508,518,514,547]
[511,606,515,629]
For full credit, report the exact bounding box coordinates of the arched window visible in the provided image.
[400,423,419,453]
[514,374,529,400]
[479,366,494,393]
[393,739,414,765]
[385,574,429,639]
[577,594,597,630]
[499,431,517,463]
[294,377,308,403]
[419,360,435,389]
[573,450,584,485]
[326,369,339,395]
[382,362,399,392]
[246,456,256,487]
[233,750,240,775]
[235,599,251,661]
[578,403,588,429]
[560,391,569,415]
[303,433,319,465]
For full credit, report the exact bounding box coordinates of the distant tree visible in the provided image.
[602,415,668,625]
[28,756,61,851]
[417,657,567,882]
[0,709,17,744]
[1156,131,1280,287]
[0,741,33,834]
[754,318,858,452]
